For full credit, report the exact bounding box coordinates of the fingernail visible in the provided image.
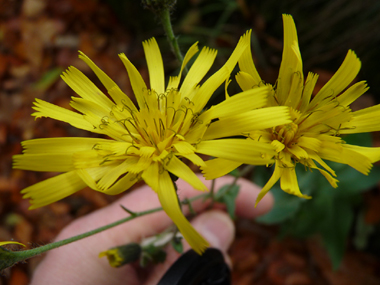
[193,210,235,251]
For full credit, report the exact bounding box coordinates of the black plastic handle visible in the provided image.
[157,248,231,285]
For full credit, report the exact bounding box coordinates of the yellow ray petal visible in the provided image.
[22,171,86,209]
[340,104,380,134]
[337,81,369,107]
[180,153,206,168]
[297,136,322,153]
[19,137,110,154]
[141,161,160,192]
[61,66,113,108]
[180,46,217,100]
[280,168,311,199]
[255,163,282,206]
[173,141,196,155]
[308,153,336,177]
[102,172,138,195]
[70,97,110,119]
[309,50,361,110]
[183,123,208,144]
[108,86,138,112]
[341,145,373,175]
[224,78,231,99]
[0,241,25,247]
[277,14,303,104]
[119,53,148,110]
[76,166,111,190]
[78,51,118,91]
[76,166,138,195]
[165,155,207,191]
[167,42,199,90]
[192,30,251,112]
[82,110,130,141]
[32,99,94,132]
[343,144,380,163]
[317,168,339,188]
[199,86,270,123]
[203,106,291,140]
[319,142,372,175]
[237,30,262,86]
[283,59,304,109]
[13,153,73,172]
[157,170,209,254]
[287,145,309,159]
[143,38,165,95]
[196,139,276,165]
[73,150,107,168]
[202,158,242,180]
[235,71,260,92]
[271,140,285,152]
[299,72,319,112]
[97,159,138,191]
[128,156,152,174]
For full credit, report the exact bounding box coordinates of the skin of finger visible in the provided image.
[30,175,273,285]
[143,209,235,284]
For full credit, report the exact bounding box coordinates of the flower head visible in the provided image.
[203,14,380,205]
[99,243,141,267]
[13,33,290,254]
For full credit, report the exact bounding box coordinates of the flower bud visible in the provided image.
[99,243,141,268]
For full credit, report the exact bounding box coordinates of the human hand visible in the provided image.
[30,175,273,285]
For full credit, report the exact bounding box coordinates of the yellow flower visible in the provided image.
[203,14,380,206]
[13,33,290,254]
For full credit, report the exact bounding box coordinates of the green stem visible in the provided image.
[209,178,216,208]
[159,8,187,72]
[1,192,209,270]
[2,165,254,270]
[231,164,254,186]
[207,164,254,209]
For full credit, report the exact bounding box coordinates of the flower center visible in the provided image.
[273,122,298,146]
[112,89,201,157]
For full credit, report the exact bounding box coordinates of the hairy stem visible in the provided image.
[1,192,209,270]
[159,8,187,73]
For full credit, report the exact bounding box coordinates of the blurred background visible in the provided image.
[1,0,380,284]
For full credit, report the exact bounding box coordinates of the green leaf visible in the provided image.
[256,186,304,224]
[171,237,183,254]
[251,165,272,188]
[228,168,240,178]
[335,165,380,196]
[222,185,239,219]
[343,132,373,147]
[215,184,240,219]
[353,210,374,251]
[33,67,63,91]
[279,189,329,238]
[320,199,354,270]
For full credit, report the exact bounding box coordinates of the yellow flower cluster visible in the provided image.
[13,14,380,254]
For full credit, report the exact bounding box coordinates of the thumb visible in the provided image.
[144,210,235,284]
[190,210,235,253]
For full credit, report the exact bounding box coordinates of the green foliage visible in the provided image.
[353,211,375,250]
[140,244,167,267]
[33,67,62,91]
[254,133,380,269]
[171,236,184,254]
[215,184,240,219]
[0,246,22,271]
